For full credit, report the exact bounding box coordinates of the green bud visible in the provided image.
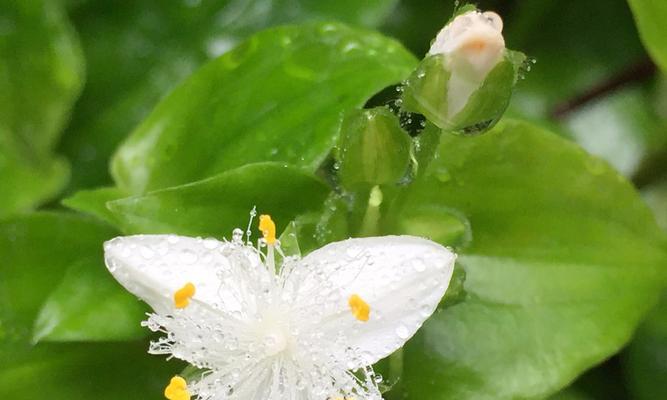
[336,107,412,188]
[401,9,526,134]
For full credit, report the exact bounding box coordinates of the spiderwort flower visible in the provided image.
[103,214,456,399]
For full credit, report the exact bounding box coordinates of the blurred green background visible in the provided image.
[1,0,666,399]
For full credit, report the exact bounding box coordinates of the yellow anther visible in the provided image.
[259,214,276,245]
[174,282,196,309]
[164,376,190,400]
[348,294,370,322]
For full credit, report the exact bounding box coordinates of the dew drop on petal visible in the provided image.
[232,228,244,244]
[396,324,410,339]
[419,303,432,317]
[179,249,198,264]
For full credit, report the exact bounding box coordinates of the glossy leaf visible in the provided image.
[627,0,667,72]
[107,162,331,238]
[0,0,83,216]
[111,22,417,194]
[0,213,143,343]
[390,119,667,400]
[59,0,400,191]
[0,341,178,400]
[33,258,146,342]
[62,186,130,226]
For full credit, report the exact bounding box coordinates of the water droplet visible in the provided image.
[203,238,219,249]
[412,258,427,272]
[180,249,198,264]
[396,324,410,339]
[232,228,244,244]
[419,303,432,317]
[140,247,155,259]
[436,167,451,183]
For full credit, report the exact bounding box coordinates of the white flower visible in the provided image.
[429,10,506,117]
[103,214,456,400]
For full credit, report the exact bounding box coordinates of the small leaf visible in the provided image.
[107,162,331,238]
[62,186,130,226]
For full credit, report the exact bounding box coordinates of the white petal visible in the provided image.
[103,234,270,315]
[285,235,456,367]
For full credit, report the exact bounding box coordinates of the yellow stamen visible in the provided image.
[174,282,196,309]
[259,214,276,245]
[348,294,370,322]
[164,376,190,400]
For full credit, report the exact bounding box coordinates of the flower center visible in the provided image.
[262,329,288,356]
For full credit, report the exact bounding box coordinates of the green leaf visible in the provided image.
[0,0,83,155]
[111,22,416,194]
[0,213,143,343]
[59,1,400,191]
[0,213,178,398]
[62,186,130,226]
[627,0,667,72]
[33,258,146,342]
[0,213,113,332]
[0,341,178,400]
[0,145,69,219]
[107,162,331,237]
[0,0,83,216]
[390,119,667,399]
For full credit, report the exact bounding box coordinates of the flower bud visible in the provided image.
[401,8,526,134]
[336,107,411,188]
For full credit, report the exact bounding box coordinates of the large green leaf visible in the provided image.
[107,162,331,237]
[0,218,177,400]
[627,0,667,72]
[0,0,83,217]
[111,22,416,194]
[390,119,667,399]
[0,213,144,343]
[59,0,399,191]
[0,341,178,400]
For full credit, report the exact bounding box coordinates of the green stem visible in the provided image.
[359,185,383,237]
